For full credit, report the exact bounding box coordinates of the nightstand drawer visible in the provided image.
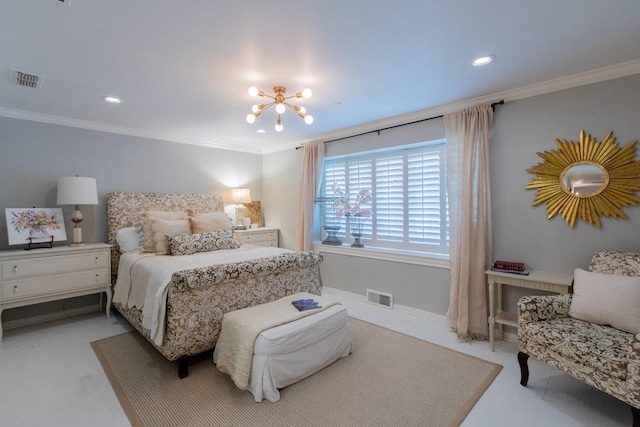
[1,269,109,300]
[240,231,277,245]
[0,252,108,280]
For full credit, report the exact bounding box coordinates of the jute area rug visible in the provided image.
[91,318,501,427]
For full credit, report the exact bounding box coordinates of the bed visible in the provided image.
[106,192,323,378]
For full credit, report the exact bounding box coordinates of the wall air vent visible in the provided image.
[14,70,40,88]
[366,289,393,309]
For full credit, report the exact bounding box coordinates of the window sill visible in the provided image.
[313,243,450,269]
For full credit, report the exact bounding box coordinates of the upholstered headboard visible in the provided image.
[106,192,225,282]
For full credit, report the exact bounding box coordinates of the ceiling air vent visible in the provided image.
[366,289,393,309]
[14,71,40,88]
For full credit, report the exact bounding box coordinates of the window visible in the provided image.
[319,140,449,257]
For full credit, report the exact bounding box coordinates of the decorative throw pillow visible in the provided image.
[151,219,192,255]
[190,212,234,234]
[169,228,240,256]
[569,268,640,334]
[115,221,143,253]
[141,210,189,252]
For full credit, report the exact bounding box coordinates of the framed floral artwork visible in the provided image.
[5,208,67,245]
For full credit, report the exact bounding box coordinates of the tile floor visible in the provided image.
[0,291,632,427]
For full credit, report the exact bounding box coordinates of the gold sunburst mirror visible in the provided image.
[525,130,640,228]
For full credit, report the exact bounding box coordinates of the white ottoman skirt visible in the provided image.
[214,304,352,402]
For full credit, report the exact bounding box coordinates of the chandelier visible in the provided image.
[245,86,313,132]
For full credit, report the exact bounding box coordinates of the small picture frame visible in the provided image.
[5,208,67,246]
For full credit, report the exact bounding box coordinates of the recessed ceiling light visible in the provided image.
[472,55,496,67]
[256,129,266,133]
[104,96,121,103]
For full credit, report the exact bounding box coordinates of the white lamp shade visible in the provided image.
[57,177,98,205]
[232,188,252,204]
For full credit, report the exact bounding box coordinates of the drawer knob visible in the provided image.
[13,285,18,292]
[13,265,18,272]
[95,256,99,263]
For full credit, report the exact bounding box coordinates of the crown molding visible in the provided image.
[0,107,262,154]
[284,59,640,154]
[2,60,640,155]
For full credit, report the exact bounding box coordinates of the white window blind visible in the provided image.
[320,140,448,256]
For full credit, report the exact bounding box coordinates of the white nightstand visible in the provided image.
[234,227,279,247]
[0,243,112,340]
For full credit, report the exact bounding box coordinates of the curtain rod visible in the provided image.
[296,100,504,149]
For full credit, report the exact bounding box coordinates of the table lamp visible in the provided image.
[232,188,251,230]
[57,176,98,246]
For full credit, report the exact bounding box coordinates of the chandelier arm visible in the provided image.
[251,101,276,115]
[283,101,306,113]
[283,101,297,110]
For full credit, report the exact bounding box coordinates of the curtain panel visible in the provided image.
[444,104,493,341]
[295,142,325,251]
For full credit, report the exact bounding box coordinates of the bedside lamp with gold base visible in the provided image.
[57,176,98,246]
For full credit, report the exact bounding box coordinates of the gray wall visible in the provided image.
[491,75,640,270]
[264,73,640,317]
[0,117,262,321]
[490,74,640,316]
[3,72,640,325]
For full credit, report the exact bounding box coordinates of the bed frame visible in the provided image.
[106,192,323,378]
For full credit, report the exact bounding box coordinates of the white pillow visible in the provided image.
[569,268,640,334]
[151,218,191,255]
[115,222,143,253]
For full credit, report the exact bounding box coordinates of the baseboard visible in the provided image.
[2,304,102,331]
[323,286,519,343]
[323,286,448,325]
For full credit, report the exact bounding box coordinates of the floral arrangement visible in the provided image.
[331,184,373,218]
[10,209,61,238]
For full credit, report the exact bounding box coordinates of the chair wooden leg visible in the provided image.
[631,405,640,427]
[518,351,529,386]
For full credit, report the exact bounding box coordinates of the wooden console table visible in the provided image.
[486,269,573,351]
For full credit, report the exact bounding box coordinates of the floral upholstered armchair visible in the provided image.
[517,251,640,426]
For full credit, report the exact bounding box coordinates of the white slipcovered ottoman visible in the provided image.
[213,293,352,402]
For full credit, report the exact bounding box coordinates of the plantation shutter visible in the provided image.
[321,140,448,256]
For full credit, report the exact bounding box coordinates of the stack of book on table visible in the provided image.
[491,260,530,275]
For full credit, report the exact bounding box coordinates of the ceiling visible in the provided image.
[2,1,640,154]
